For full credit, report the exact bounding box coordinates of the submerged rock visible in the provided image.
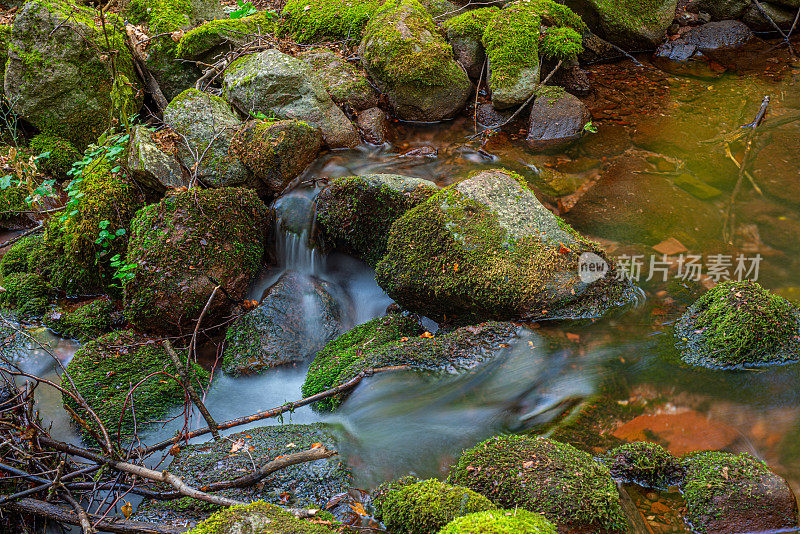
[356,107,392,145]
[222,272,345,376]
[565,0,677,49]
[601,442,684,489]
[675,280,800,369]
[375,169,634,324]
[127,125,188,192]
[297,48,380,111]
[124,188,270,335]
[681,451,799,534]
[314,174,438,266]
[223,49,359,149]
[186,501,336,534]
[526,86,591,151]
[654,21,753,78]
[359,0,471,122]
[440,510,558,534]
[448,435,627,533]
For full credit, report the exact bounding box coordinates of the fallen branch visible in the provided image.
[0,224,43,249]
[750,0,796,56]
[125,25,169,113]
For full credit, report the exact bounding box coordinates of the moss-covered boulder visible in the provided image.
[373,478,496,534]
[223,49,359,149]
[314,174,438,266]
[359,0,471,122]
[124,188,270,334]
[303,317,520,411]
[43,297,120,341]
[280,0,380,43]
[440,509,558,534]
[138,424,351,522]
[127,125,189,192]
[0,24,10,94]
[222,272,345,375]
[5,0,142,148]
[176,10,278,60]
[0,272,49,321]
[297,48,380,111]
[0,234,42,278]
[28,133,80,179]
[681,451,798,534]
[601,442,684,489]
[564,0,676,49]
[61,330,209,439]
[375,169,634,324]
[442,8,499,79]
[230,119,323,197]
[675,280,800,369]
[164,89,254,190]
[186,501,336,534]
[0,167,33,230]
[448,435,626,533]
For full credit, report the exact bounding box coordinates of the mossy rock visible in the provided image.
[0,24,11,94]
[43,297,119,341]
[5,0,142,148]
[0,234,42,278]
[448,435,627,533]
[373,478,496,534]
[61,330,209,439]
[186,501,335,534]
[439,509,558,534]
[314,173,438,266]
[28,133,80,179]
[375,168,635,324]
[675,280,800,369]
[280,0,380,43]
[564,0,677,49]
[296,48,379,111]
[601,442,684,489]
[0,272,49,321]
[0,176,32,231]
[124,188,270,334]
[358,0,471,122]
[443,8,499,41]
[681,451,798,534]
[125,0,224,32]
[138,424,351,522]
[176,10,278,60]
[127,125,188,192]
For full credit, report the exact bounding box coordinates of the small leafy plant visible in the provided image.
[583,121,598,134]
[230,0,257,19]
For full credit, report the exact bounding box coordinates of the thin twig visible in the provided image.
[0,224,43,249]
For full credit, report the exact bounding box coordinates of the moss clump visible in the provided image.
[442,7,500,40]
[29,133,80,178]
[440,509,558,534]
[448,435,626,533]
[187,501,335,534]
[0,180,29,224]
[176,11,278,59]
[43,297,117,341]
[601,442,683,489]
[280,0,380,43]
[373,478,496,534]
[302,314,424,411]
[62,330,209,439]
[675,280,800,369]
[539,26,584,62]
[0,272,49,320]
[0,235,42,278]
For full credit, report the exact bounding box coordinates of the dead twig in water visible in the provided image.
[750,0,796,56]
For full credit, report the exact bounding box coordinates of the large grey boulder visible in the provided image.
[565,0,678,49]
[5,0,142,147]
[692,0,800,23]
[127,126,189,192]
[222,49,359,149]
[526,87,591,151]
[359,0,472,122]
[375,169,635,324]
[297,48,380,111]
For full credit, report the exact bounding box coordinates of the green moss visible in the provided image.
[0,234,42,278]
[29,133,80,178]
[126,0,194,32]
[593,0,671,33]
[0,179,29,222]
[675,280,800,369]
[440,509,558,534]
[442,7,499,40]
[177,11,278,59]
[539,26,584,61]
[188,501,335,534]
[43,297,117,340]
[0,272,49,320]
[62,330,209,440]
[280,0,379,43]
[448,435,626,533]
[373,478,496,534]
[0,24,11,93]
[601,442,683,489]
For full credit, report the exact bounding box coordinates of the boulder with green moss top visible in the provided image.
[222,272,345,375]
[681,451,798,534]
[440,509,558,534]
[359,0,471,122]
[61,330,209,439]
[137,424,351,523]
[230,119,322,197]
[164,89,256,190]
[448,435,627,533]
[28,133,80,179]
[483,0,586,109]
[186,501,336,534]
[176,11,278,60]
[0,178,32,231]
[564,0,676,49]
[43,297,120,341]
[526,86,591,151]
[675,280,800,369]
[0,234,42,278]
[124,188,270,335]
[375,168,634,324]
[303,317,520,411]
[0,24,11,94]
[223,49,359,149]
[314,174,439,266]
[127,125,188,192]
[373,478,496,534]
[4,0,142,148]
[442,8,499,79]
[0,272,49,321]
[601,442,683,489]
[280,0,380,43]
[297,48,380,111]
[420,0,460,18]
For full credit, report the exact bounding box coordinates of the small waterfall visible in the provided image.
[273,191,325,276]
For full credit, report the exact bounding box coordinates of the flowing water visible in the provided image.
[6,39,800,532]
